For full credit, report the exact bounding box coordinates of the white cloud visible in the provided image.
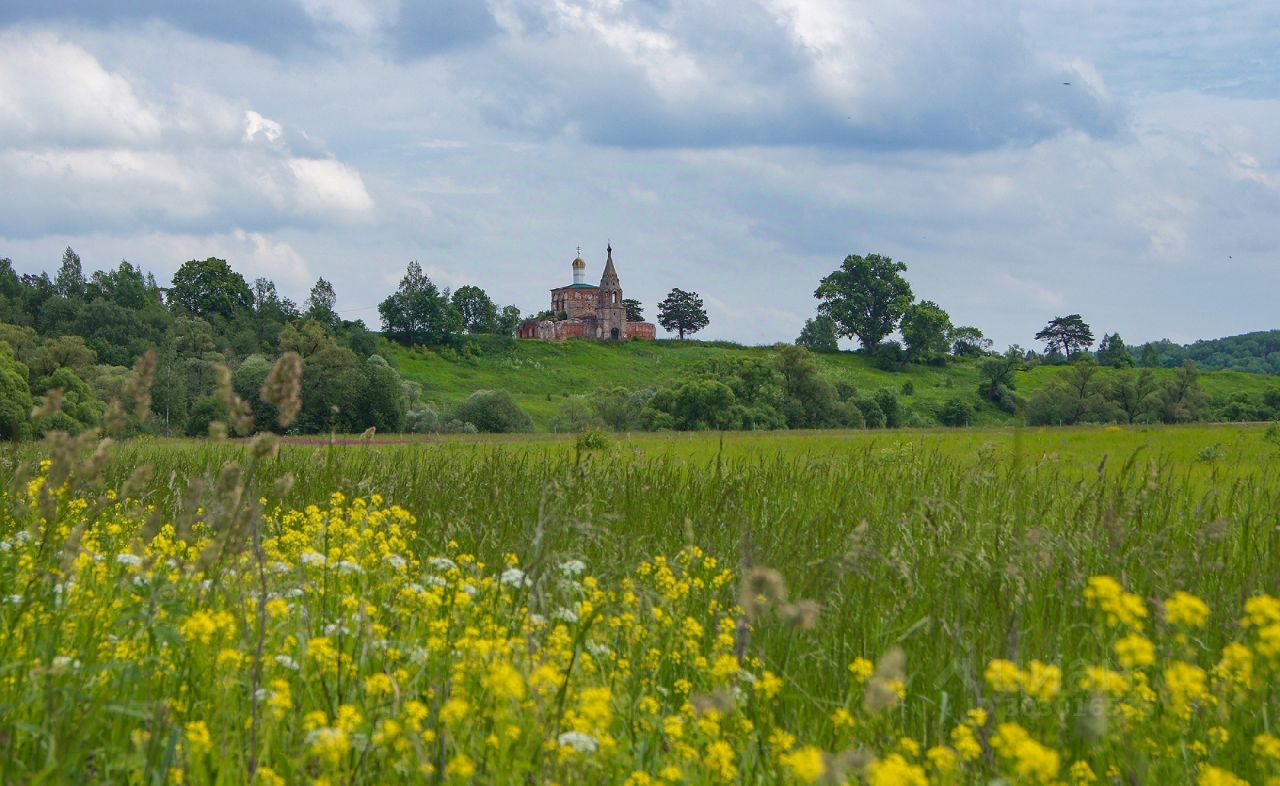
[0,29,373,238]
[0,31,163,146]
[286,158,375,216]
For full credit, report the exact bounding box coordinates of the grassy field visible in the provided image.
[387,338,1279,431]
[2,423,1278,782]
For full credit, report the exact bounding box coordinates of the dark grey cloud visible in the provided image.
[455,0,1123,153]
[0,0,323,51]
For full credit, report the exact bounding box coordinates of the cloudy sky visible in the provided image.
[1,1,1276,348]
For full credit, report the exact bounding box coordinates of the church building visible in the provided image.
[517,245,656,341]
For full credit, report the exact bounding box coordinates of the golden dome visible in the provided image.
[572,256,587,269]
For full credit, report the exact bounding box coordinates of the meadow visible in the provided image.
[388,338,1278,431]
[2,423,1279,784]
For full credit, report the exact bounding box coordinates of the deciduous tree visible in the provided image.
[451,285,499,333]
[378,261,463,345]
[814,253,913,355]
[900,300,953,362]
[795,315,839,353]
[169,258,254,321]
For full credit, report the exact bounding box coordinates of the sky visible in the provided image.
[0,0,1277,349]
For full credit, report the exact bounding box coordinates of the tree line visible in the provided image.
[790,252,1280,427]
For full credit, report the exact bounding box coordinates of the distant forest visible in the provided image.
[1136,332,1280,376]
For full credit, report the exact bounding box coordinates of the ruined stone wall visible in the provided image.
[624,322,656,340]
[551,287,598,319]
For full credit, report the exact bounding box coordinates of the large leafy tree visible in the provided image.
[948,325,992,357]
[899,300,953,362]
[169,258,254,321]
[1035,314,1094,358]
[656,288,709,340]
[379,261,463,345]
[495,305,523,336]
[814,253,913,356]
[451,285,499,333]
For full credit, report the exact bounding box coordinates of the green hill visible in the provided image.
[387,338,1280,431]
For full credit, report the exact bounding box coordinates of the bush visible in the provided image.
[855,397,885,428]
[551,397,604,433]
[453,389,533,433]
[900,380,914,396]
[938,397,974,427]
[873,341,906,371]
[575,428,610,451]
[874,389,901,428]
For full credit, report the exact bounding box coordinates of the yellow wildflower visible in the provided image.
[984,659,1023,693]
[779,746,826,784]
[866,753,927,786]
[1198,765,1248,786]
[1114,633,1156,669]
[1164,591,1210,627]
[848,657,874,683]
[184,721,211,756]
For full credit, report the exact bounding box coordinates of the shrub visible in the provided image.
[453,389,533,433]
[939,396,974,427]
[873,340,907,371]
[874,389,901,428]
[551,397,604,433]
[575,428,610,451]
[856,397,885,428]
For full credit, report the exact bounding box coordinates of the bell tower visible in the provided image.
[596,243,626,339]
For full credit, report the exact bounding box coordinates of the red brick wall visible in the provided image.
[625,322,656,340]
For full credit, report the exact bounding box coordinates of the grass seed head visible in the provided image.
[260,352,303,429]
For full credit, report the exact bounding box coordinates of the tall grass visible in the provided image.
[4,425,1279,782]
[101,428,1280,726]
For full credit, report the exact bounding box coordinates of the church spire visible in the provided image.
[600,242,618,287]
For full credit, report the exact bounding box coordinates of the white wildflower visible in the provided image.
[385,554,407,570]
[300,552,326,567]
[557,731,599,753]
[500,567,529,587]
[559,559,587,577]
[428,557,456,571]
[333,560,363,575]
[552,608,579,624]
[269,561,291,574]
[274,655,300,671]
[116,553,143,567]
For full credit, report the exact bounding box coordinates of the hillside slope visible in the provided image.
[388,338,1280,431]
